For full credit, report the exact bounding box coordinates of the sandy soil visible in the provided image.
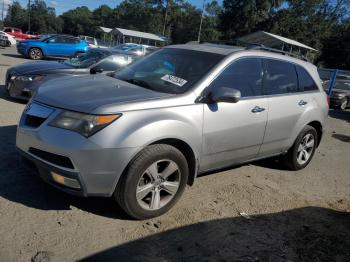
[0,47,349,262]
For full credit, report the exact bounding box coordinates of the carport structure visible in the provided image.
[237,31,317,60]
[111,27,166,46]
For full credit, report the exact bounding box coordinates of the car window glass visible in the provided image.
[264,59,298,95]
[210,58,263,97]
[14,29,20,32]
[115,48,224,94]
[96,56,132,71]
[65,37,78,44]
[4,28,11,32]
[296,65,318,92]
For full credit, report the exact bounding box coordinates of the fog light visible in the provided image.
[51,172,81,189]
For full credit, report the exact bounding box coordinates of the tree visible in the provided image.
[319,20,350,68]
[219,0,283,39]
[60,6,93,36]
[4,1,27,30]
[29,0,62,33]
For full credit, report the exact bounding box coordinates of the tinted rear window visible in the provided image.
[264,59,298,95]
[296,65,318,92]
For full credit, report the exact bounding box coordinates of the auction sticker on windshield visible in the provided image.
[161,74,187,87]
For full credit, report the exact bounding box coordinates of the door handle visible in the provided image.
[298,100,308,106]
[251,106,266,113]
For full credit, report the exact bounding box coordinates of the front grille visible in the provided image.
[25,115,46,128]
[29,148,74,169]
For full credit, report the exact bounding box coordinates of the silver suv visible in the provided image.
[16,43,328,219]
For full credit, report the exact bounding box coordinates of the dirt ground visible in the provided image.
[0,47,349,262]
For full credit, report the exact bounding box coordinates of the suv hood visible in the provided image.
[34,74,170,113]
[9,61,73,75]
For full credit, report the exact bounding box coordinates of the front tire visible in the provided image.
[281,125,318,171]
[115,144,189,220]
[28,48,43,60]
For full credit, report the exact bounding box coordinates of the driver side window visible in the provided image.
[210,58,263,97]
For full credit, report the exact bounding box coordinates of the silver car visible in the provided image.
[16,43,328,219]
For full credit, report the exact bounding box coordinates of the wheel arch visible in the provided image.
[149,138,198,186]
[28,46,45,57]
[306,120,323,147]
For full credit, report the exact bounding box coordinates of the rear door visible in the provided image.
[201,57,268,171]
[258,59,314,156]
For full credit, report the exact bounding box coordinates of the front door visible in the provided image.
[201,57,268,171]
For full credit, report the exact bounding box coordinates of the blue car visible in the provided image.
[17,34,89,60]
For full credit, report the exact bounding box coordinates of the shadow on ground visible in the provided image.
[332,133,350,143]
[0,124,129,220]
[1,53,27,59]
[80,207,350,262]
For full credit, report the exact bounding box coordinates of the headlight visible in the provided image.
[16,75,44,81]
[49,111,121,137]
[20,42,28,46]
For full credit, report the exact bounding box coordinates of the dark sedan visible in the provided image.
[5,48,139,101]
[330,77,350,110]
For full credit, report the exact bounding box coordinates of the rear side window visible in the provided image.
[296,65,318,92]
[210,58,263,97]
[4,28,11,32]
[264,59,298,95]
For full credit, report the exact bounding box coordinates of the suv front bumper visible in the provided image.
[16,107,140,197]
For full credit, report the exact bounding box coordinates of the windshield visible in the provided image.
[114,48,224,94]
[63,50,107,68]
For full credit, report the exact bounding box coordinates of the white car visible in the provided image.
[0,31,17,46]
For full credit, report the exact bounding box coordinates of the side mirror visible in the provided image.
[90,67,103,74]
[197,86,241,104]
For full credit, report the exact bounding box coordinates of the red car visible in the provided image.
[3,27,38,40]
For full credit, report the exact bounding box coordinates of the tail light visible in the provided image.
[326,95,330,107]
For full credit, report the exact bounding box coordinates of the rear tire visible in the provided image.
[115,144,189,220]
[28,48,43,60]
[281,125,318,171]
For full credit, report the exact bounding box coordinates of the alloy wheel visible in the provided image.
[30,48,42,60]
[340,99,348,110]
[296,133,315,165]
[136,159,181,211]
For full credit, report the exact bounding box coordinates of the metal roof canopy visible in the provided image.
[237,31,317,52]
[98,26,113,33]
[113,28,165,42]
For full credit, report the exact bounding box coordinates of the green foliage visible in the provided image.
[4,0,62,33]
[3,0,350,68]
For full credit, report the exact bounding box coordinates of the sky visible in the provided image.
[2,0,221,17]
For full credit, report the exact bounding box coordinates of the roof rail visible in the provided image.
[245,44,310,62]
[192,39,310,62]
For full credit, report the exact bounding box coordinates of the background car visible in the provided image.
[80,35,98,48]
[318,69,350,110]
[3,27,37,40]
[0,31,17,46]
[5,48,140,100]
[0,35,8,47]
[328,75,350,110]
[114,43,158,56]
[17,34,89,60]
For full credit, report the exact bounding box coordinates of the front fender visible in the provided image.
[90,105,203,160]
